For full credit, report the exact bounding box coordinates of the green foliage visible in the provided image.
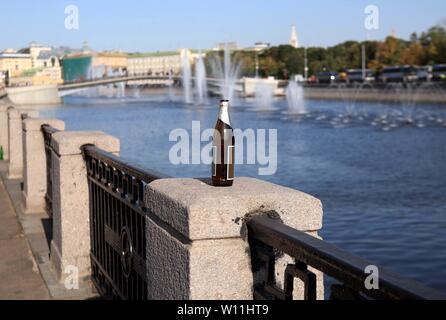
[419,25,446,64]
[0,146,3,161]
[218,24,446,80]
[21,67,44,77]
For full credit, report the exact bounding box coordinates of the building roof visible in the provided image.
[0,52,31,59]
[63,51,127,60]
[97,52,128,58]
[37,51,56,60]
[128,51,179,58]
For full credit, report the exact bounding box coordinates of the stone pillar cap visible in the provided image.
[0,105,12,112]
[20,109,39,118]
[145,177,323,241]
[8,108,39,119]
[51,131,120,156]
[8,108,21,118]
[23,118,65,132]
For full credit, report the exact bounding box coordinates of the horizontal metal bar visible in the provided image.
[82,144,170,183]
[91,254,124,299]
[247,215,446,300]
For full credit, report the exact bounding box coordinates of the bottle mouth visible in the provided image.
[220,100,230,107]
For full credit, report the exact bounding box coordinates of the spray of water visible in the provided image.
[255,83,275,110]
[181,50,193,104]
[209,44,242,102]
[167,71,175,102]
[286,81,307,114]
[195,52,208,105]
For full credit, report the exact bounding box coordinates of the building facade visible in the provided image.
[127,51,182,77]
[62,52,128,82]
[214,42,239,51]
[0,49,32,77]
[127,50,193,86]
[0,43,63,86]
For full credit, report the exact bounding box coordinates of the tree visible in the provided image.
[205,24,446,80]
[375,36,407,67]
[420,25,446,64]
[401,42,425,65]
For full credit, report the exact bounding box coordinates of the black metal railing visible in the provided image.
[41,125,60,217]
[82,145,170,300]
[247,215,446,300]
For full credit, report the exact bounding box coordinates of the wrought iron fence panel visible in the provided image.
[82,145,169,300]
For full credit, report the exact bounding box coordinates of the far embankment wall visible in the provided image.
[6,85,61,105]
[302,87,446,104]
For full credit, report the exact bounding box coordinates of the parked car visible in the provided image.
[414,66,432,82]
[346,69,375,83]
[316,71,339,84]
[379,66,418,83]
[432,64,446,81]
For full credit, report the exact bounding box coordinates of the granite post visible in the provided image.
[7,109,39,179]
[50,131,120,281]
[22,118,65,214]
[144,177,324,300]
[0,104,13,160]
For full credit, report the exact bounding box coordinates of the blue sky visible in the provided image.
[0,0,445,52]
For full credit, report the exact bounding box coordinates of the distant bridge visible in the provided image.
[57,75,243,97]
[4,75,242,105]
[58,75,181,96]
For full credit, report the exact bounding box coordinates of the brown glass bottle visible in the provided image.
[212,100,235,187]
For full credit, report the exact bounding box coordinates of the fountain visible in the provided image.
[116,68,126,99]
[210,44,242,102]
[181,50,193,104]
[255,82,275,110]
[195,52,208,105]
[131,84,140,98]
[167,71,175,102]
[286,81,307,114]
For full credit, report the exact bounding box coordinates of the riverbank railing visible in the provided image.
[82,145,170,300]
[247,215,446,300]
[9,116,445,300]
[41,124,60,217]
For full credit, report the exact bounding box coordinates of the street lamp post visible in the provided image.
[361,44,366,81]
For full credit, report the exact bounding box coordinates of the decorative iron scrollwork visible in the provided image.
[120,227,133,279]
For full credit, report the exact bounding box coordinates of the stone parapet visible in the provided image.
[0,104,14,160]
[22,119,65,214]
[50,131,120,281]
[144,177,324,300]
[7,108,39,179]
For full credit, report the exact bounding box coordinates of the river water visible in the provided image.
[37,91,446,293]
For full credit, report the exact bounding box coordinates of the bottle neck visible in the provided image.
[219,104,231,126]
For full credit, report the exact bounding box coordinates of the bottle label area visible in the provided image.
[212,145,234,180]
